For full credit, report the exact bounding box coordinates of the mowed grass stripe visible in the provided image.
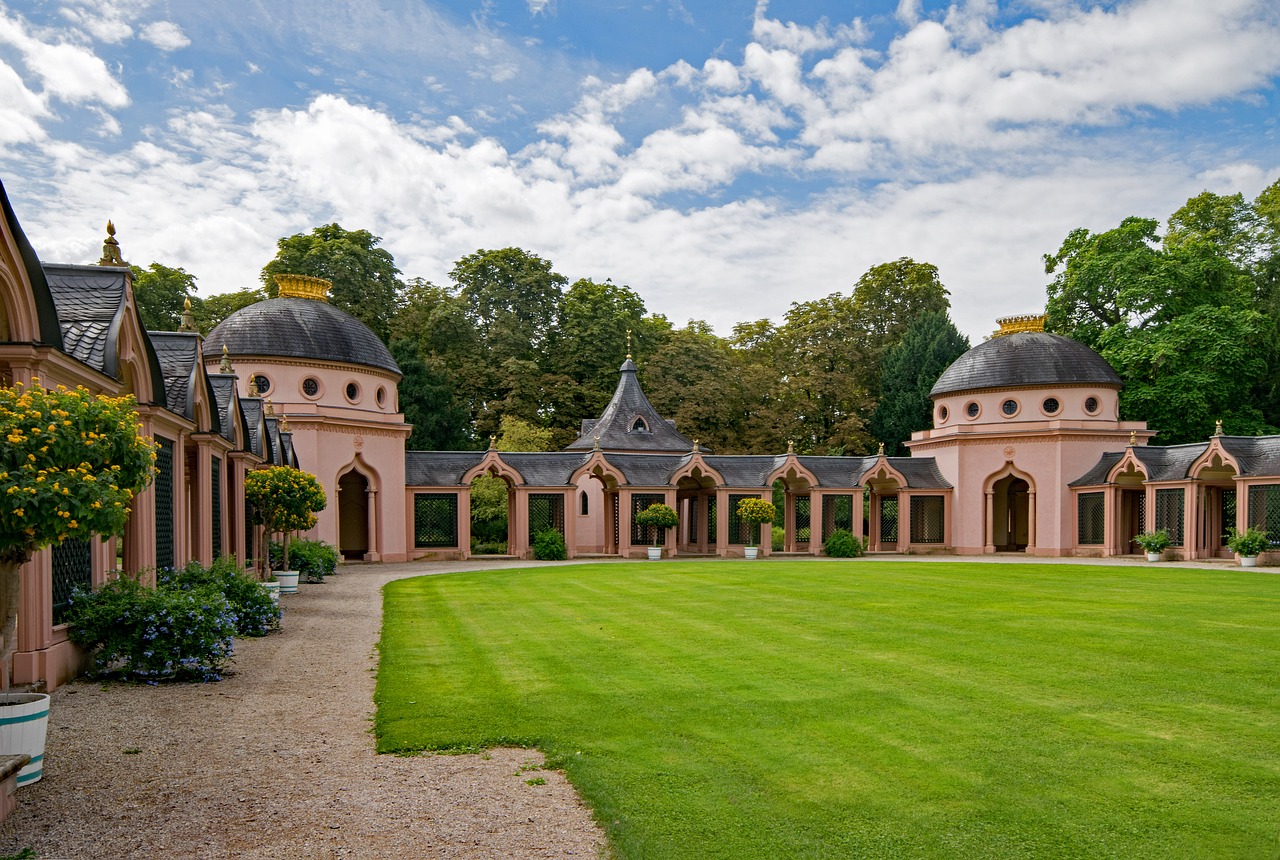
[375,562,1280,859]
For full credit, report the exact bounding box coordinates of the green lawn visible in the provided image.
[375,562,1280,859]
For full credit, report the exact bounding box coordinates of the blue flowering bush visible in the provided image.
[159,557,281,636]
[66,574,236,682]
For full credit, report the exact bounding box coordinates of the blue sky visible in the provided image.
[0,0,1277,342]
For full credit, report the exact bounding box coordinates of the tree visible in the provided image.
[193,288,266,335]
[850,257,951,385]
[244,466,327,576]
[390,340,471,450]
[451,247,566,363]
[869,310,970,455]
[0,381,156,686]
[495,414,555,452]
[131,263,197,332]
[262,224,403,342]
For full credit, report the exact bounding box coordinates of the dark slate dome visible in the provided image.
[929,331,1120,397]
[205,297,399,376]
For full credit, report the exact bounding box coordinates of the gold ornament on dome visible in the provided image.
[274,273,332,301]
[992,313,1046,338]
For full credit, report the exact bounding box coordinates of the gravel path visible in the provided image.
[0,560,608,859]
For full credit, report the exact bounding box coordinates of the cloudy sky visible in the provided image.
[1,0,1277,342]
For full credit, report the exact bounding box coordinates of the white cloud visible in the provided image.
[140,21,190,51]
[527,0,554,15]
[0,8,128,108]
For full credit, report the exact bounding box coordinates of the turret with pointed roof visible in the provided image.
[565,357,695,452]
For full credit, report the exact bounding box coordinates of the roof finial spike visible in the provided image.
[264,398,275,416]
[877,441,885,457]
[593,435,601,451]
[626,328,633,360]
[279,415,290,433]
[97,219,127,267]
[692,439,700,453]
[246,375,260,397]
[219,344,232,374]
[179,296,197,332]
[488,434,497,450]
[787,440,795,455]
[1129,430,1137,447]
[1215,419,1224,436]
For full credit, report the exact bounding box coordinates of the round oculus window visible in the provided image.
[1001,399,1019,416]
[251,374,270,395]
[965,402,980,418]
[376,386,386,406]
[1084,396,1100,415]
[1042,397,1060,415]
[302,378,319,397]
[938,405,949,422]
[345,382,359,401]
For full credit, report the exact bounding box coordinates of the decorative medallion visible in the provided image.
[354,435,364,451]
[1003,446,1016,459]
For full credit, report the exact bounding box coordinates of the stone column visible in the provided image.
[984,490,995,553]
[364,487,381,562]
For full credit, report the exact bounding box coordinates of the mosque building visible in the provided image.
[3,175,1279,693]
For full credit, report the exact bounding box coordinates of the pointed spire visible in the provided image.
[626,328,633,360]
[179,296,197,332]
[219,345,232,374]
[97,220,127,267]
[246,376,259,397]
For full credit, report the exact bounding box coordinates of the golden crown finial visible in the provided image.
[274,273,332,301]
[98,219,127,267]
[219,344,232,374]
[993,313,1046,338]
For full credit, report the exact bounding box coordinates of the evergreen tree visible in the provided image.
[869,310,970,455]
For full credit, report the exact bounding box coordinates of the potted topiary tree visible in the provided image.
[244,466,327,593]
[1134,530,1172,562]
[1226,526,1269,567]
[0,380,155,785]
[736,497,776,560]
[634,503,678,560]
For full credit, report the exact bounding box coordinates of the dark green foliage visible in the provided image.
[66,574,236,682]
[869,310,970,455]
[470,539,509,555]
[823,528,865,557]
[271,539,339,582]
[532,529,568,561]
[158,557,281,636]
[130,262,197,332]
[390,339,472,450]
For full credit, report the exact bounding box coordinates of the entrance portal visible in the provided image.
[338,471,369,560]
[991,475,1029,551]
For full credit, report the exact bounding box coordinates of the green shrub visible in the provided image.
[532,529,568,561]
[471,539,509,555]
[824,529,867,558]
[159,557,280,636]
[772,529,784,551]
[66,575,236,682]
[272,539,339,582]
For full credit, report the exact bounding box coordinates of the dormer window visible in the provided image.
[630,417,649,433]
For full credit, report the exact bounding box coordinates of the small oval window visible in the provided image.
[376,386,386,406]
[345,382,360,402]
[1002,399,1019,416]
[938,405,949,423]
[1084,396,1100,415]
[965,402,980,419]
[1042,397,1060,415]
[302,378,319,397]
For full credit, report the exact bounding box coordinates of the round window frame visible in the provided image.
[937,404,949,424]
[250,373,272,396]
[300,376,323,400]
[1082,395,1101,416]
[1041,396,1061,417]
[1000,398,1021,418]
[376,386,386,407]
[964,401,981,420]
[344,380,361,404]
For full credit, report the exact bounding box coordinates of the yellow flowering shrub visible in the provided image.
[0,380,156,565]
[244,466,327,571]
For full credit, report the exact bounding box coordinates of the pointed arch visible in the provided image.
[1189,440,1241,480]
[462,451,525,486]
[766,458,820,490]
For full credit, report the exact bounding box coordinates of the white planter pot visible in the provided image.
[744,547,759,560]
[1240,555,1258,568]
[0,693,49,787]
[275,570,300,593]
[263,581,281,605]
[1146,551,1161,562]
[647,547,662,561]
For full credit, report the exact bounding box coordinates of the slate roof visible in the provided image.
[887,458,953,489]
[149,331,219,430]
[930,331,1122,397]
[702,455,783,487]
[242,398,269,460]
[602,453,691,486]
[43,264,127,376]
[405,451,487,486]
[565,358,694,452]
[205,297,400,376]
[797,456,876,488]
[207,375,239,443]
[1219,436,1280,477]
[1069,452,1124,487]
[497,452,591,486]
[1072,435,1280,487]
[0,179,62,347]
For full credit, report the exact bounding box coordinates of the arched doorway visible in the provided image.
[338,470,369,560]
[991,474,1029,551]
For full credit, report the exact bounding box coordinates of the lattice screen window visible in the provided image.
[1153,488,1185,546]
[795,496,812,541]
[727,494,755,544]
[687,499,698,544]
[52,538,92,626]
[245,499,256,562]
[823,495,854,535]
[414,494,459,548]
[909,496,944,543]
[211,456,222,559]
[154,436,175,570]
[707,496,717,543]
[528,494,566,542]
[879,497,899,543]
[1247,484,1280,545]
[630,493,665,544]
[1220,489,1237,547]
[1076,492,1105,545]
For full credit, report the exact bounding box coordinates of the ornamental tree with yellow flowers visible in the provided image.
[244,466,327,576]
[0,380,156,685]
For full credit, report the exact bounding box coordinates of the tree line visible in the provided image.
[132,176,1279,452]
